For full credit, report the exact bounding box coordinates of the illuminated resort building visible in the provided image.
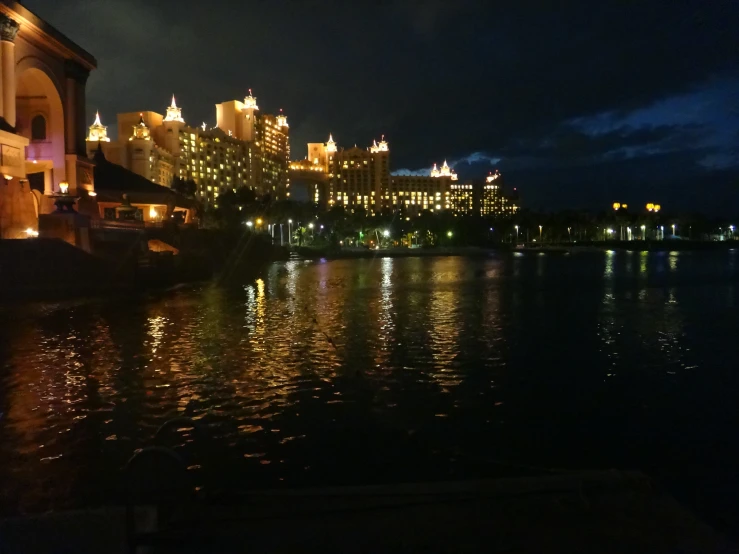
[87,91,290,207]
[290,136,518,217]
[481,169,518,217]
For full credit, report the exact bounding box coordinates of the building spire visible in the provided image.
[277,108,288,128]
[327,133,337,153]
[164,94,184,123]
[87,110,110,142]
[130,113,151,140]
[244,88,259,110]
[371,135,389,153]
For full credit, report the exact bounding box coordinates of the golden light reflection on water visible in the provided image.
[428,260,462,390]
[1,252,737,514]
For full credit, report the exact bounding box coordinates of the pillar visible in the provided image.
[63,60,90,156]
[0,14,20,127]
[43,167,52,195]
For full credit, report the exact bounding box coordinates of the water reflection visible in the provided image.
[1,252,739,515]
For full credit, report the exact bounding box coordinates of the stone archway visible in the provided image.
[16,63,66,196]
[16,64,66,195]
[0,4,96,240]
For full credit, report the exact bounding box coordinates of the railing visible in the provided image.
[91,218,145,231]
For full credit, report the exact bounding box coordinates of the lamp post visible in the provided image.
[515,225,519,243]
[672,224,676,237]
[567,227,572,242]
[641,224,646,240]
[309,222,314,239]
[288,219,293,245]
[539,225,542,242]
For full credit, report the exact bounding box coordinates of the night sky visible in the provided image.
[26,0,739,214]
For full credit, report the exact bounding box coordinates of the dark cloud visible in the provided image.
[23,0,739,212]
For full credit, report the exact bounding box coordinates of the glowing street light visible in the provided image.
[246,221,253,228]
[308,223,314,229]
[646,203,654,212]
[671,224,676,236]
[514,225,519,242]
[447,231,453,238]
[59,181,69,195]
[641,224,646,240]
[613,202,621,211]
[654,204,661,213]
[256,218,263,226]
[382,229,390,237]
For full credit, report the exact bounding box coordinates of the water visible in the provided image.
[1,250,739,516]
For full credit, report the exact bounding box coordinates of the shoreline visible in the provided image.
[294,241,738,260]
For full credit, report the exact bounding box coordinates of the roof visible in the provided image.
[92,148,197,209]
[0,1,97,70]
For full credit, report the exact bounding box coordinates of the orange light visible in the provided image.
[646,203,654,212]
[654,204,661,212]
[613,202,621,210]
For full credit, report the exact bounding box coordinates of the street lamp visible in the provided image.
[660,225,665,240]
[515,225,519,242]
[246,221,253,228]
[671,224,676,236]
[538,225,542,241]
[288,219,293,245]
[613,202,621,211]
[383,229,390,237]
[447,231,453,238]
[646,203,654,212]
[641,224,646,240]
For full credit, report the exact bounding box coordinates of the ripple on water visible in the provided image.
[1,253,739,514]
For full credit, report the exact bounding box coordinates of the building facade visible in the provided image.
[0,2,96,239]
[290,135,520,218]
[291,136,485,216]
[481,170,519,217]
[87,91,290,207]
